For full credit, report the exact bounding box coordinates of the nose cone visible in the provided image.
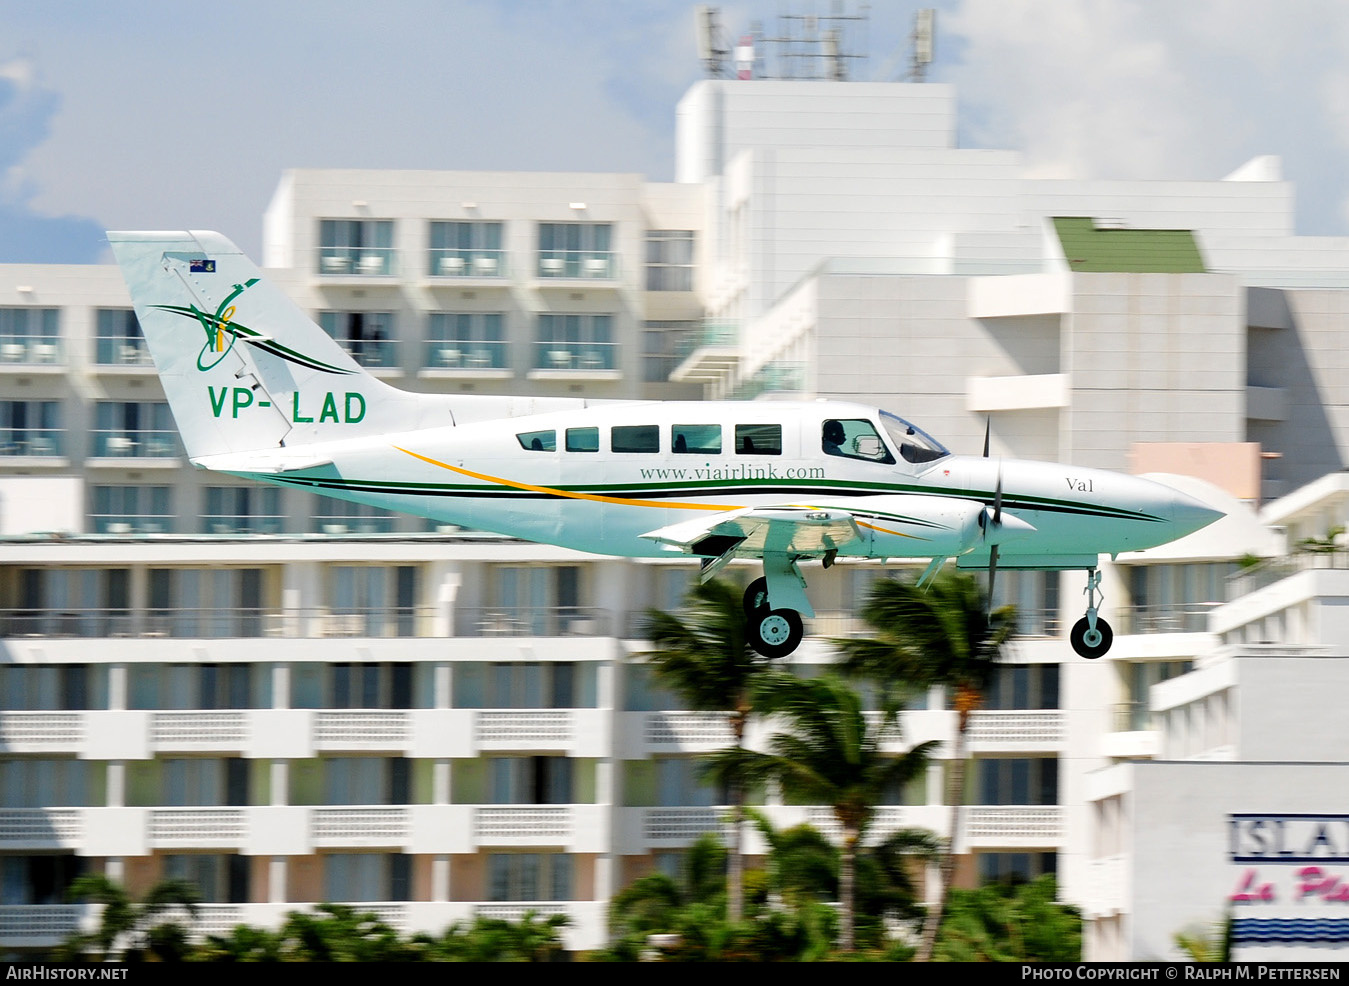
[1171,491,1225,539]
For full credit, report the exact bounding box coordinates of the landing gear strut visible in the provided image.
[743,577,804,659]
[1070,569,1113,659]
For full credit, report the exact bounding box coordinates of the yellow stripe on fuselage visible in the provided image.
[394,446,744,511]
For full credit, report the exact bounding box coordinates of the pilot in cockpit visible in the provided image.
[822,419,847,457]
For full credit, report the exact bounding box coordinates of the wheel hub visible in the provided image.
[758,614,792,645]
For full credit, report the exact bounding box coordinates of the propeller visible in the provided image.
[981,415,999,619]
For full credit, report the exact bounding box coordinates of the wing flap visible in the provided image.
[641,506,862,557]
[192,449,334,475]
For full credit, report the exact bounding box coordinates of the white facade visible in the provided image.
[4,75,1349,958]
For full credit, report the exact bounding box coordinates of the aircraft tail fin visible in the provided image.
[107,230,439,460]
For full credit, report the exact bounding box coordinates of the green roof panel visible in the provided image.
[1052,216,1207,273]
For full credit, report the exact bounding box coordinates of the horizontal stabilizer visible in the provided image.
[192,450,334,475]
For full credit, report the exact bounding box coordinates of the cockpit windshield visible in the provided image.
[879,411,950,465]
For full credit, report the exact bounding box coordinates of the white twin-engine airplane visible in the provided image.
[109,230,1223,660]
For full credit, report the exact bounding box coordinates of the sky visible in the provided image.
[4,0,1349,264]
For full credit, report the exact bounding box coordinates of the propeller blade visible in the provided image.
[982,416,991,458]
[992,461,1003,527]
[987,544,1000,624]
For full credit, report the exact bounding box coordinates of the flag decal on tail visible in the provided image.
[189,258,216,273]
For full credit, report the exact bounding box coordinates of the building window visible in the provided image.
[974,757,1059,806]
[324,853,411,902]
[429,220,505,276]
[489,756,573,804]
[92,401,178,458]
[656,757,725,807]
[312,496,396,535]
[645,230,695,291]
[327,663,415,710]
[537,222,614,278]
[326,565,418,638]
[0,665,94,711]
[535,313,615,370]
[145,568,266,639]
[982,664,1060,711]
[0,400,62,457]
[7,568,130,636]
[426,312,507,369]
[0,855,86,905]
[642,320,698,382]
[1119,660,1194,731]
[95,309,150,365]
[487,853,573,902]
[157,757,249,807]
[976,851,1057,886]
[318,311,396,368]
[1126,562,1236,634]
[318,219,395,275]
[129,661,268,709]
[202,486,284,535]
[91,485,172,534]
[0,308,60,365]
[323,757,411,805]
[163,854,250,904]
[0,759,92,807]
[488,565,583,637]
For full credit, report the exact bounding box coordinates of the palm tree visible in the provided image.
[641,578,771,922]
[838,570,1016,961]
[61,874,201,961]
[707,671,936,951]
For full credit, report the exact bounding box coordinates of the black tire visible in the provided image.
[1070,616,1113,659]
[749,608,804,659]
[743,577,770,619]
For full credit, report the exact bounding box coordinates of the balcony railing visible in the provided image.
[425,340,509,370]
[317,247,397,276]
[532,342,617,372]
[0,809,84,845]
[965,805,1063,843]
[1117,602,1220,634]
[95,337,152,366]
[0,429,63,457]
[0,336,61,365]
[312,806,410,844]
[644,711,734,747]
[476,710,573,747]
[476,806,572,843]
[331,338,397,369]
[90,430,179,458]
[1226,548,1349,600]
[456,607,612,637]
[0,713,84,746]
[536,251,617,279]
[429,249,507,278]
[0,605,440,639]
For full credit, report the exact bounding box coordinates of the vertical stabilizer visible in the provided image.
[107,230,440,460]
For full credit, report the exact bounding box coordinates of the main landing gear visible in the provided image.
[743,577,804,659]
[1070,569,1113,659]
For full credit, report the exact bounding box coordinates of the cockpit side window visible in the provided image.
[879,411,950,465]
[516,430,556,451]
[821,419,895,464]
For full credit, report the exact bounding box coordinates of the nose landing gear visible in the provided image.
[1070,569,1113,659]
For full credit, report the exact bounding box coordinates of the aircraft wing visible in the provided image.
[640,505,863,558]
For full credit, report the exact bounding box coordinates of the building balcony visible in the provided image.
[963,805,1063,847]
[966,710,1066,752]
[92,339,154,371]
[640,711,735,752]
[0,336,63,372]
[0,900,609,952]
[534,251,618,283]
[421,340,512,379]
[616,804,950,853]
[0,429,65,460]
[669,321,739,384]
[427,250,508,281]
[526,343,620,381]
[316,247,398,279]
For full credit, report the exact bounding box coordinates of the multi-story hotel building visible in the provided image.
[3,75,1349,958]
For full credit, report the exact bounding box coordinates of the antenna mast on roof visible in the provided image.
[910,8,936,82]
[695,5,732,77]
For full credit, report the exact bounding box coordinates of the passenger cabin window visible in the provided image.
[612,425,659,453]
[516,430,556,451]
[822,419,895,464]
[566,427,598,452]
[735,424,781,456]
[672,424,720,454]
